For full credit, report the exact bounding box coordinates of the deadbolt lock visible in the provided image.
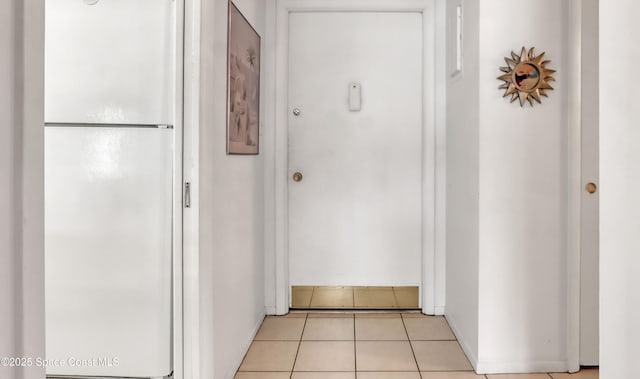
[293,172,303,182]
[586,182,597,194]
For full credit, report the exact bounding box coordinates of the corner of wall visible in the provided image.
[444,0,480,364]
[225,313,265,378]
[446,314,479,371]
[198,0,269,377]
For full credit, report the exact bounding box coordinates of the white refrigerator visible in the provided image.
[44,0,175,377]
[45,126,173,378]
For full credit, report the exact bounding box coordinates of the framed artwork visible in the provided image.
[227,0,261,155]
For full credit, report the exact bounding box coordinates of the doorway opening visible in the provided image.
[270,0,443,318]
[286,10,425,311]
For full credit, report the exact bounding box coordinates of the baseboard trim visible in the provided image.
[434,305,445,315]
[264,305,276,315]
[475,360,567,374]
[445,315,478,372]
[443,314,568,375]
[227,312,265,379]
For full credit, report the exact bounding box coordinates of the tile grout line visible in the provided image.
[353,313,357,374]
[289,313,309,379]
[401,313,423,379]
[255,338,456,342]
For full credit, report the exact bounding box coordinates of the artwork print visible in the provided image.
[227,1,261,154]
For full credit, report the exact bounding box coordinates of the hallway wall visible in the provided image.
[446,0,570,374]
[600,1,640,378]
[0,3,21,377]
[198,0,267,378]
[476,0,568,373]
[445,0,480,366]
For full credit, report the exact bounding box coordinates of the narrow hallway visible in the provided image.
[235,312,598,378]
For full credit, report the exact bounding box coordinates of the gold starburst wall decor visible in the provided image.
[498,47,556,107]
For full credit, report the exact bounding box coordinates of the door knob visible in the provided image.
[292,172,303,182]
[586,182,597,194]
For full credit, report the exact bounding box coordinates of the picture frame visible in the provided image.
[227,0,261,155]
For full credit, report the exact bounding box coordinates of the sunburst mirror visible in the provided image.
[498,47,556,107]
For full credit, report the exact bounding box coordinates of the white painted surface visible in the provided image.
[565,1,582,372]
[45,0,175,125]
[0,0,46,378]
[445,0,480,367]
[45,127,173,377]
[263,0,278,315]
[198,0,267,377]
[580,0,599,366]
[432,0,447,316]
[171,2,186,379]
[0,3,20,379]
[288,11,423,287]
[600,1,640,378]
[446,0,572,373]
[269,0,440,315]
[182,0,202,378]
[476,0,568,373]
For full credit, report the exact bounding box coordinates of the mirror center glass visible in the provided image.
[513,63,540,91]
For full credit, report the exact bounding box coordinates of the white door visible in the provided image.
[45,0,174,125]
[288,12,424,288]
[580,0,599,364]
[45,126,173,377]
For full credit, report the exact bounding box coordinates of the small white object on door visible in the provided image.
[348,82,362,111]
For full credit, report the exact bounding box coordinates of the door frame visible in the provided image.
[566,0,600,372]
[181,0,201,378]
[578,0,599,366]
[268,0,446,315]
[172,0,187,378]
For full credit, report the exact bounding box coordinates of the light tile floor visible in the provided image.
[235,312,599,379]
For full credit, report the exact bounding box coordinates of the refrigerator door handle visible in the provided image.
[184,182,191,208]
[45,122,173,129]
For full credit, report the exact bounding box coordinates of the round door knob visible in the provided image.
[292,172,303,182]
[586,182,597,194]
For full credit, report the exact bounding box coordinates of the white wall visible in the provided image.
[446,0,571,373]
[600,1,640,378]
[0,1,45,379]
[445,0,480,366]
[198,0,267,377]
[0,3,19,376]
[476,0,568,373]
